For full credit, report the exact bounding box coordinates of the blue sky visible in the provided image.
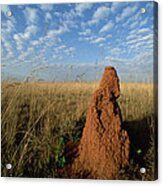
[1,1,157,82]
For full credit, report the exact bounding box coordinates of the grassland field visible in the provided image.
[1,81,157,180]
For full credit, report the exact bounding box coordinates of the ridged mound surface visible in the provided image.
[71,66,130,179]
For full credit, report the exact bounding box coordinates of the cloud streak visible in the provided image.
[88,6,110,25]
[99,21,114,33]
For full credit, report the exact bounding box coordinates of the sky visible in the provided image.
[1,1,157,82]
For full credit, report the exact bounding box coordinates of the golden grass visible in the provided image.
[1,81,156,179]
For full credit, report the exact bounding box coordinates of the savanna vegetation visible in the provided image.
[1,81,157,180]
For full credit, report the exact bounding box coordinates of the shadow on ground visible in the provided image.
[122,115,157,167]
[58,114,157,180]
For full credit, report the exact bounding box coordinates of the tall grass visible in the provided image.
[1,81,157,179]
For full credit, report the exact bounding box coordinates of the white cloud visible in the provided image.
[52,54,63,61]
[110,2,121,13]
[126,29,153,46]
[1,8,17,37]
[24,25,37,39]
[126,33,153,45]
[2,20,15,33]
[23,7,38,25]
[128,28,137,35]
[93,6,109,20]
[47,25,68,37]
[75,3,93,16]
[126,26,152,43]
[88,6,110,25]
[53,12,62,17]
[58,8,79,32]
[122,10,140,29]
[16,25,37,40]
[58,45,67,50]
[129,21,139,29]
[78,29,108,45]
[78,29,91,36]
[122,9,148,30]
[91,37,105,44]
[99,43,104,47]
[39,4,53,11]
[99,21,113,33]
[65,47,75,57]
[52,44,75,59]
[13,25,37,50]
[1,6,17,58]
[133,52,153,65]
[18,47,35,62]
[128,40,153,50]
[13,34,24,50]
[110,48,122,55]
[106,34,112,38]
[126,31,154,54]
[104,56,128,64]
[45,12,52,22]
[1,41,14,59]
[78,34,95,42]
[31,40,40,46]
[62,9,76,20]
[137,27,151,34]
[126,34,137,41]
[116,5,138,22]
[139,17,148,27]
[29,26,65,49]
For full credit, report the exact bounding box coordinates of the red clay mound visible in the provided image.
[71,66,130,179]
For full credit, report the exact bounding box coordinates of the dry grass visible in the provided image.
[1,81,157,179]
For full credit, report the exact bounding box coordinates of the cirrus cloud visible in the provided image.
[88,6,110,25]
[23,7,38,25]
[99,21,114,33]
[116,5,138,22]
